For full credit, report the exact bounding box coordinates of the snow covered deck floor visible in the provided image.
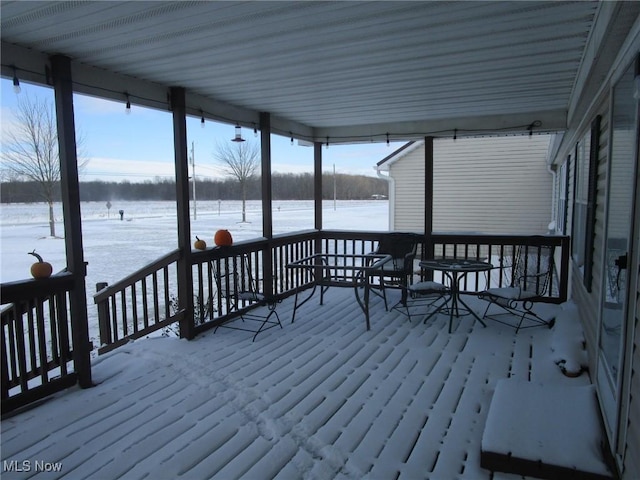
[1,289,600,479]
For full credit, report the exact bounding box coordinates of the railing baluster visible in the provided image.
[56,292,71,374]
[110,295,118,342]
[13,303,28,393]
[207,261,214,321]
[97,282,110,347]
[131,283,138,334]
[27,305,37,375]
[121,291,128,337]
[152,272,160,323]
[163,266,170,320]
[7,314,17,384]
[49,296,60,364]
[142,277,149,329]
[196,263,204,322]
[1,324,9,400]
[35,298,49,384]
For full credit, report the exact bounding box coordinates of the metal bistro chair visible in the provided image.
[213,255,282,341]
[367,232,421,310]
[369,232,449,323]
[398,279,451,324]
[478,244,556,332]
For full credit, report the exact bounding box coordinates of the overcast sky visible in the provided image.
[1,79,401,183]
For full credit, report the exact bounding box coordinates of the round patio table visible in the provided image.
[419,258,493,333]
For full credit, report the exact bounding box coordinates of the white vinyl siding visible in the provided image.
[573,103,608,363]
[389,135,553,235]
[389,146,426,233]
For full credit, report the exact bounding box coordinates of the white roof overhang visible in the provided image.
[1,1,638,144]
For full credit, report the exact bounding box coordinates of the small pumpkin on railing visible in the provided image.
[194,236,207,250]
[28,250,53,279]
[214,229,233,247]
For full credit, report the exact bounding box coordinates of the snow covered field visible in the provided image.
[1,200,389,284]
[1,200,388,345]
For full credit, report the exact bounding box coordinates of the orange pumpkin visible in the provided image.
[194,236,207,250]
[214,229,233,247]
[29,250,53,279]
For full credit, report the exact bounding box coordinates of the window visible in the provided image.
[572,133,590,268]
[571,116,600,290]
[556,159,569,234]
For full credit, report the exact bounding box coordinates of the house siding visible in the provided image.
[557,82,638,479]
[584,104,610,365]
[389,135,553,235]
[389,146,426,233]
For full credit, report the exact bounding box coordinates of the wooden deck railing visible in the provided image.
[1,230,569,411]
[93,231,570,345]
[93,249,184,354]
[427,234,569,301]
[1,272,77,413]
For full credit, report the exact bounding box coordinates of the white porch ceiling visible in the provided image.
[0,1,636,143]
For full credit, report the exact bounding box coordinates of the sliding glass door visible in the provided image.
[597,58,638,454]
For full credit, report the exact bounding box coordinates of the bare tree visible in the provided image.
[2,94,85,237]
[213,140,260,222]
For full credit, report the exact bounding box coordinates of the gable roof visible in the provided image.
[377,141,421,170]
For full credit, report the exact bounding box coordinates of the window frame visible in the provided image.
[571,115,600,291]
[557,158,569,235]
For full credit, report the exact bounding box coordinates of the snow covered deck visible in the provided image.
[1,289,605,479]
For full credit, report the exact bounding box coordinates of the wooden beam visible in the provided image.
[260,112,274,297]
[312,110,567,143]
[424,136,435,269]
[171,87,194,340]
[50,54,92,388]
[260,112,273,239]
[424,137,434,235]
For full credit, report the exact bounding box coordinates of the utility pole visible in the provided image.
[191,141,197,220]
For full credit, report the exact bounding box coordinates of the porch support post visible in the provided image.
[424,136,435,262]
[422,137,435,280]
[260,112,273,239]
[260,112,274,296]
[314,142,323,230]
[170,87,194,340]
[50,54,92,388]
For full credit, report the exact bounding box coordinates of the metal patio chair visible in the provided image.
[213,255,282,341]
[392,279,451,324]
[478,244,556,332]
[368,232,422,310]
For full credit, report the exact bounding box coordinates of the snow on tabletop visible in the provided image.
[481,379,611,477]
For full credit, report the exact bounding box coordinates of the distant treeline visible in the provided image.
[1,172,388,203]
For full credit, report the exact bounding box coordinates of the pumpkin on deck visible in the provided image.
[29,250,53,279]
[194,236,207,250]
[214,229,233,247]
